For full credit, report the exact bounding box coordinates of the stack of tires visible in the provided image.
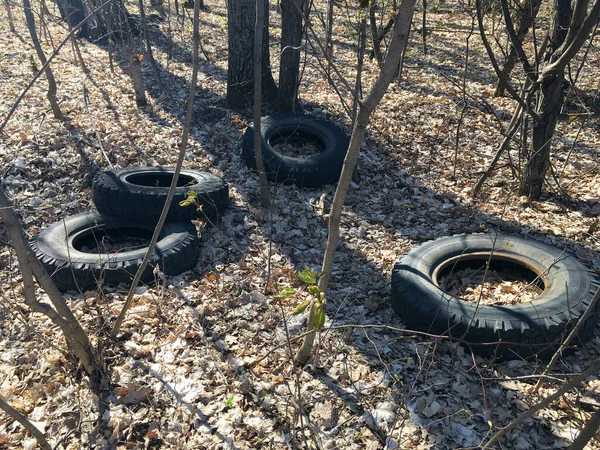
[31,167,229,292]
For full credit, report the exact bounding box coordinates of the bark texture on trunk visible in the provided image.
[519,73,564,199]
[129,54,147,106]
[277,0,305,112]
[518,0,600,199]
[226,0,277,109]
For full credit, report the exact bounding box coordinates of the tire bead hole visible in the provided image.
[268,128,325,159]
[125,172,196,187]
[435,256,545,306]
[73,227,153,254]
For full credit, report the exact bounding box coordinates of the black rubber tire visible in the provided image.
[241,113,350,188]
[92,167,229,224]
[391,233,600,359]
[30,212,199,292]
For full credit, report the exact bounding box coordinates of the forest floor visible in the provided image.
[1,0,600,448]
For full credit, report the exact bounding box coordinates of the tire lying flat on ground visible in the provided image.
[241,113,350,188]
[391,233,600,359]
[31,212,199,292]
[92,167,229,224]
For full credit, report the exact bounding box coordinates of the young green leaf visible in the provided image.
[274,287,296,300]
[290,299,311,315]
[307,285,320,296]
[179,199,193,207]
[314,308,325,330]
[298,267,318,284]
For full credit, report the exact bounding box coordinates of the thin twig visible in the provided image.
[0,396,51,450]
[532,282,600,394]
[111,0,202,337]
[483,360,600,448]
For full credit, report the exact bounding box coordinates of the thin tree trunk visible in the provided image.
[129,53,147,107]
[369,1,382,66]
[0,188,96,374]
[254,0,270,206]
[352,17,366,128]
[278,0,305,112]
[325,0,334,72]
[57,0,89,73]
[112,0,202,337]
[296,0,417,364]
[137,0,163,88]
[5,0,16,32]
[23,0,64,119]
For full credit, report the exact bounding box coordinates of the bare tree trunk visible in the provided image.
[519,0,600,199]
[254,0,270,206]
[0,188,96,374]
[369,1,383,66]
[23,0,64,119]
[352,17,366,128]
[226,0,277,108]
[296,0,417,364]
[325,0,334,71]
[278,0,305,112]
[137,0,163,89]
[519,75,563,199]
[56,0,89,73]
[129,52,147,106]
[5,0,16,32]
[112,0,202,337]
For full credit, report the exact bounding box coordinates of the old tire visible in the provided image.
[92,167,229,224]
[241,113,350,188]
[391,234,600,359]
[31,212,199,292]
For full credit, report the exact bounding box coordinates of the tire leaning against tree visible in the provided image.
[241,113,350,188]
[30,212,199,292]
[92,167,229,224]
[391,233,600,359]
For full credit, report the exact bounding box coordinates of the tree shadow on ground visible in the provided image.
[222,111,600,446]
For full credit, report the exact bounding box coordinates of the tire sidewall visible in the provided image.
[242,113,349,186]
[33,212,197,265]
[392,234,596,335]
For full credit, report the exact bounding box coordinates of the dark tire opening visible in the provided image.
[124,172,196,188]
[434,254,546,291]
[73,227,153,253]
[268,128,325,158]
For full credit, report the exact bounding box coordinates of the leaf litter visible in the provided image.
[0,0,599,449]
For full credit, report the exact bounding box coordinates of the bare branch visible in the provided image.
[500,0,536,82]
